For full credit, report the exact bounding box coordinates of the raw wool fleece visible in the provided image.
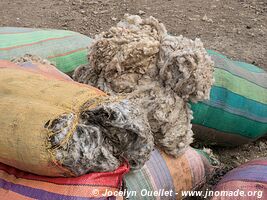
[47,98,154,175]
[126,83,193,155]
[158,34,214,102]
[73,14,214,156]
[3,57,154,176]
[74,16,160,95]
[11,54,52,65]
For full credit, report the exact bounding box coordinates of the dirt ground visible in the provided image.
[1,0,266,69]
[0,0,266,197]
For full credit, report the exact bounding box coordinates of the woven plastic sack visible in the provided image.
[211,158,267,200]
[191,50,267,146]
[0,60,110,177]
[124,147,215,200]
[0,27,91,73]
[0,162,128,200]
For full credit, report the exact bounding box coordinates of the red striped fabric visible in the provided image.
[0,162,129,200]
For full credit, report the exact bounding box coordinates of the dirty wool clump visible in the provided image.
[47,98,154,176]
[11,54,53,65]
[158,35,214,102]
[73,15,160,94]
[73,14,214,101]
[74,14,214,157]
[127,83,193,156]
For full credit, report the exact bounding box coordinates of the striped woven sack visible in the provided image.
[0,27,91,73]
[211,158,267,200]
[0,162,128,200]
[191,50,267,146]
[124,147,215,200]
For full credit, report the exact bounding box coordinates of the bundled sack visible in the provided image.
[0,59,154,177]
[0,162,128,200]
[191,50,267,146]
[0,27,91,73]
[3,26,265,147]
[124,147,216,200]
[3,26,265,146]
[211,158,267,200]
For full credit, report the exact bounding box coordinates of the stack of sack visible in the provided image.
[0,55,215,199]
[0,14,266,200]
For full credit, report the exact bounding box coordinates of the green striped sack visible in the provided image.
[191,50,267,146]
[0,27,91,73]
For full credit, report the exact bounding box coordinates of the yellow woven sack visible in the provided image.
[0,60,154,177]
[0,60,107,176]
